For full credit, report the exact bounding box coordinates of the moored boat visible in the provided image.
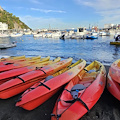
[110,41,120,45]
[10,33,23,37]
[0,42,16,49]
[51,61,106,120]
[86,32,98,39]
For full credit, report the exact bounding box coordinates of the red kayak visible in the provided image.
[107,73,120,100]
[0,57,60,85]
[51,61,106,120]
[0,56,41,65]
[0,56,42,72]
[16,59,86,110]
[109,59,120,83]
[0,58,72,99]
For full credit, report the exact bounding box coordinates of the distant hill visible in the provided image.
[0,6,30,29]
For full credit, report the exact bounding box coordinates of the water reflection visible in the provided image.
[113,45,120,56]
[0,35,120,65]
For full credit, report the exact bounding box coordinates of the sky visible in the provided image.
[1,0,120,29]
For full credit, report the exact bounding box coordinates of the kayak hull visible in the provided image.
[17,86,60,110]
[52,61,106,120]
[109,59,120,83]
[107,73,120,100]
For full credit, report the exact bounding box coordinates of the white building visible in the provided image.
[104,24,114,29]
[0,22,8,30]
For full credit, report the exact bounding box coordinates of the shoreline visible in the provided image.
[0,65,120,120]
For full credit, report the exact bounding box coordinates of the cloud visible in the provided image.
[29,0,42,4]
[19,15,68,29]
[30,8,66,13]
[74,0,120,25]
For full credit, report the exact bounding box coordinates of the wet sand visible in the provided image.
[0,65,120,120]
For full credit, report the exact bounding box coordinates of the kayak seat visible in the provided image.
[81,72,98,81]
[71,84,86,99]
[78,72,98,87]
[60,84,86,107]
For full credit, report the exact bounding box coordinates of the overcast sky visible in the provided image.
[1,0,120,29]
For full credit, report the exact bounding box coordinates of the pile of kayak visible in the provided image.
[0,55,119,120]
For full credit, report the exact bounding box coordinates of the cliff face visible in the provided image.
[0,6,30,29]
[0,6,3,11]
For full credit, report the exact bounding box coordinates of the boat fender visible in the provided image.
[36,67,46,74]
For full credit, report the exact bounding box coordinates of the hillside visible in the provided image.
[0,6,30,29]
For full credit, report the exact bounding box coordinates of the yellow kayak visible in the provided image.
[0,55,26,61]
[0,56,41,65]
[110,41,120,45]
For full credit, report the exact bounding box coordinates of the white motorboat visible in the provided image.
[99,31,109,36]
[24,31,32,35]
[0,34,9,38]
[33,33,43,37]
[52,31,62,38]
[0,42,16,49]
[114,32,120,39]
[10,33,23,37]
[77,27,88,36]
[46,33,52,38]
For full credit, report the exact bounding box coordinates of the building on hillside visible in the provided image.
[0,22,8,30]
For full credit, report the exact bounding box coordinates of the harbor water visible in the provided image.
[0,35,120,65]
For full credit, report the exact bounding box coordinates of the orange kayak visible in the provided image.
[15,59,86,110]
[51,61,106,120]
[0,56,56,85]
[107,73,120,100]
[0,56,42,72]
[109,59,120,83]
[0,58,72,99]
